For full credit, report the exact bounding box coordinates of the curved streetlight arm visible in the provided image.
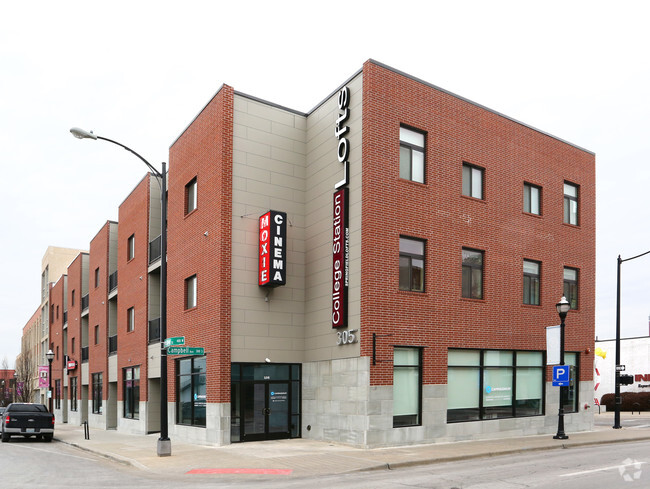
[69,127,163,178]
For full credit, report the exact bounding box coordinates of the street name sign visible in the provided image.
[167,346,204,356]
[164,336,185,348]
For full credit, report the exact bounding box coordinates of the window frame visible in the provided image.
[185,177,198,215]
[127,307,135,332]
[563,182,579,226]
[399,126,426,184]
[94,267,100,288]
[123,366,140,420]
[127,234,135,261]
[523,259,541,306]
[524,182,541,215]
[185,275,197,309]
[399,236,425,292]
[176,356,207,427]
[393,347,423,428]
[70,377,78,412]
[94,324,100,345]
[462,162,484,200]
[92,372,103,414]
[563,267,579,310]
[462,248,484,299]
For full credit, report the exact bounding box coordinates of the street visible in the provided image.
[1,437,649,488]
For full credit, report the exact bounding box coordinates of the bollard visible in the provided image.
[83,420,90,440]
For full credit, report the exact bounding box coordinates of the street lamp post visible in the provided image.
[46,349,54,413]
[614,250,650,429]
[70,127,171,456]
[553,296,570,440]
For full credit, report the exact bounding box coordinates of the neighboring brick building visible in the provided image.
[28,59,594,449]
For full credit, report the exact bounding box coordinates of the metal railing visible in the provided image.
[148,318,161,344]
[149,235,162,264]
[81,294,89,311]
[63,311,67,324]
[109,271,118,292]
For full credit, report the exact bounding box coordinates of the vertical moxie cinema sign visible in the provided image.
[259,210,287,287]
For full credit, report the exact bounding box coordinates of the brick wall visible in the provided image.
[360,61,596,386]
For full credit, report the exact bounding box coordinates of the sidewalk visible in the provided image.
[53,412,650,479]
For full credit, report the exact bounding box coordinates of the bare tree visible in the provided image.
[0,357,11,406]
[15,351,34,403]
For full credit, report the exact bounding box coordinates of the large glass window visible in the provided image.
[399,237,425,292]
[462,163,484,199]
[55,380,61,409]
[123,366,140,419]
[563,267,579,310]
[562,352,579,414]
[399,127,425,183]
[70,377,78,411]
[523,260,540,305]
[393,347,422,427]
[462,248,483,299]
[447,349,544,422]
[563,182,579,225]
[524,183,541,215]
[92,373,102,414]
[176,356,206,427]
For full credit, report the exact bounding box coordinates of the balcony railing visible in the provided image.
[81,346,89,363]
[148,318,161,344]
[149,235,162,264]
[109,271,118,292]
[81,294,89,311]
[108,335,117,355]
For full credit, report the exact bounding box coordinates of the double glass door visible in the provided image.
[241,381,290,441]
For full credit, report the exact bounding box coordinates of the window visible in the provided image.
[399,237,425,292]
[92,373,103,414]
[524,183,541,215]
[56,305,59,319]
[523,260,540,305]
[71,290,75,307]
[462,163,484,199]
[562,353,579,414]
[393,347,422,427]
[123,366,140,419]
[185,275,197,309]
[55,380,61,410]
[127,234,135,261]
[95,267,100,287]
[176,356,206,427]
[399,127,425,183]
[94,325,100,345]
[127,307,135,332]
[71,337,75,354]
[462,248,483,299]
[70,377,78,412]
[447,349,544,422]
[563,267,579,309]
[563,182,579,225]
[185,177,197,214]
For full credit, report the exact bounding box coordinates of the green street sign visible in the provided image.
[167,346,204,356]
[164,336,185,348]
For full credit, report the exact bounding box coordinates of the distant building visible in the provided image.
[25,60,595,448]
[594,336,650,404]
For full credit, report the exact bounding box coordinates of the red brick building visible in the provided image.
[39,60,594,448]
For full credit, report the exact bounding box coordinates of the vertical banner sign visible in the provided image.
[259,210,287,287]
[38,365,49,388]
[332,187,349,328]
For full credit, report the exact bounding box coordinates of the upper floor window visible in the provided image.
[185,177,197,215]
[462,163,484,199]
[127,307,135,332]
[399,237,425,292]
[94,325,100,345]
[523,260,540,305]
[71,290,75,307]
[127,234,135,261]
[185,275,197,309]
[462,248,483,299]
[563,182,579,225]
[95,267,100,288]
[563,267,579,309]
[399,127,425,183]
[524,183,541,215]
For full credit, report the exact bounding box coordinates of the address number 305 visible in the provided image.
[336,329,358,346]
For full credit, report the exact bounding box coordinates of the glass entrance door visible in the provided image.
[241,381,290,441]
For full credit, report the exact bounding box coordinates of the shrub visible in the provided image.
[600,391,650,411]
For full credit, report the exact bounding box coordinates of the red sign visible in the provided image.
[332,188,349,328]
[67,360,77,370]
[259,210,287,287]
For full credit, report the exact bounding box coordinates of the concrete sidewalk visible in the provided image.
[52,412,650,479]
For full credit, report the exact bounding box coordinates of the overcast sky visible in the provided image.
[1,1,649,367]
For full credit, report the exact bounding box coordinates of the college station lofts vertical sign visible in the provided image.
[332,86,351,328]
[259,210,287,287]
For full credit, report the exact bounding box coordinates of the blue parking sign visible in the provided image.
[552,365,570,386]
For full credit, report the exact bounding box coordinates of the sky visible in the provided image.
[1,1,649,367]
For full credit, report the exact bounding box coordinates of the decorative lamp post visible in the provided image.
[46,349,55,413]
[553,296,570,440]
[70,127,170,456]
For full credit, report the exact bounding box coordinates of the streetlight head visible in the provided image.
[70,127,98,140]
[46,349,55,361]
[556,296,570,316]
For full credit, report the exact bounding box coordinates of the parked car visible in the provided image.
[1,403,54,442]
[0,407,6,418]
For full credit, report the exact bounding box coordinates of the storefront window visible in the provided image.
[447,349,545,422]
[123,366,140,419]
[393,347,422,427]
[176,356,206,427]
